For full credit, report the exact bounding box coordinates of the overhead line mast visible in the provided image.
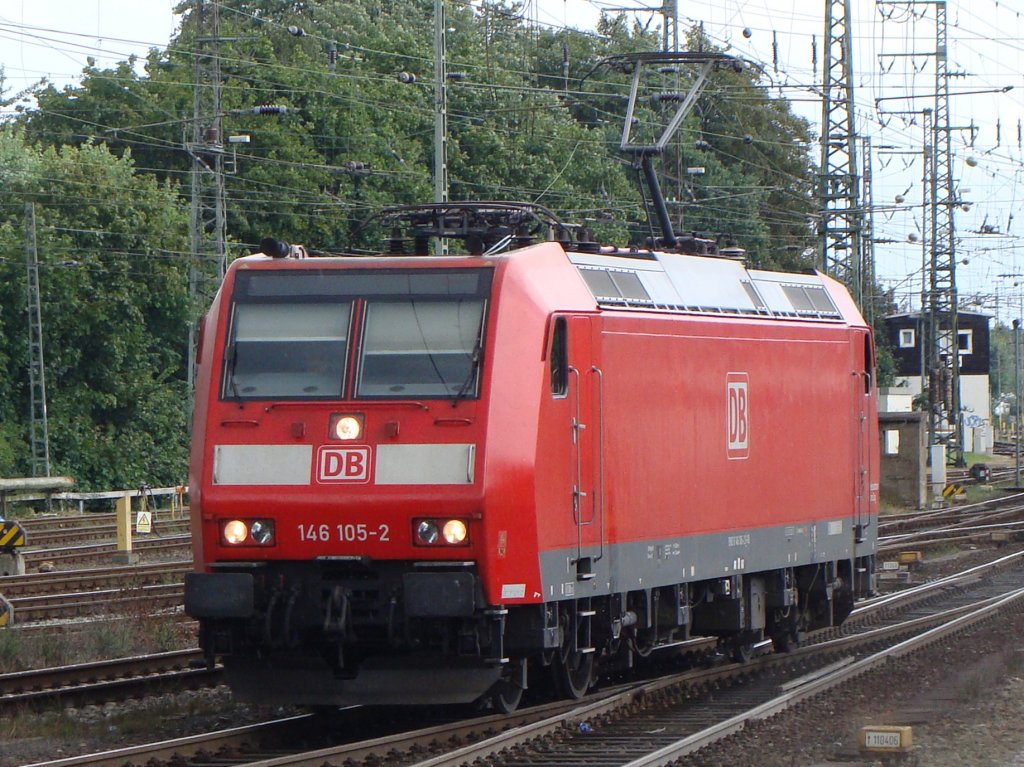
[187,0,228,392]
[25,203,50,478]
[434,0,449,255]
[818,0,862,307]
[877,0,965,465]
[926,0,965,467]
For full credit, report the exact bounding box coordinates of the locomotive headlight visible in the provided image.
[442,519,468,544]
[249,520,274,545]
[415,520,440,545]
[414,518,470,546]
[329,413,363,441]
[222,519,249,545]
[220,518,275,546]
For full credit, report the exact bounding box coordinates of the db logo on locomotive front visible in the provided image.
[317,446,372,483]
[726,373,749,460]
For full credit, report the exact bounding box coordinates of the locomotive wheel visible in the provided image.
[729,627,770,662]
[555,649,594,699]
[728,630,760,663]
[730,640,753,663]
[488,659,526,713]
[771,625,804,653]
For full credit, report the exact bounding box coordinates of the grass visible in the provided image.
[0,614,195,674]
[961,451,995,467]
[0,612,202,748]
[964,483,1011,504]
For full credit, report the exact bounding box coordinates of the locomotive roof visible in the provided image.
[234,242,857,326]
[360,202,856,324]
[568,249,849,323]
[245,202,862,326]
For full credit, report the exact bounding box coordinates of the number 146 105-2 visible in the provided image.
[297,523,390,542]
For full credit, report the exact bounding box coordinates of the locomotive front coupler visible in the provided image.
[262,584,302,648]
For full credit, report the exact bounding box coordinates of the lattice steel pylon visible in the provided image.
[25,203,50,478]
[186,0,227,391]
[877,0,963,461]
[818,0,862,306]
[432,0,449,256]
[433,0,448,208]
[662,0,679,53]
[927,0,964,465]
[860,137,876,326]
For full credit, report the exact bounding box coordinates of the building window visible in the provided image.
[958,329,973,355]
[898,328,915,348]
[883,430,901,456]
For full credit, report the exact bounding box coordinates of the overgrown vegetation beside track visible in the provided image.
[0,614,193,674]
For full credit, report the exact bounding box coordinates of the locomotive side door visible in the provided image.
[566,315,604,580]
[852,329,875,540]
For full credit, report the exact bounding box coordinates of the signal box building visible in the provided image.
[883,311,992,452]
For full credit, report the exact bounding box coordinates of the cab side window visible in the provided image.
[550,317,568,397]
[863,334,874,395]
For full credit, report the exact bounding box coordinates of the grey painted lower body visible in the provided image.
[537,517,877,600]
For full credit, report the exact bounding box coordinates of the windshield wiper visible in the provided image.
[225,345,242,400]
[451,343,482,407]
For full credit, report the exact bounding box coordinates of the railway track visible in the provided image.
[20,520,191,548]
[6,511,191,571]
[17,510,189,530]
[18,548,1024,767]
[17,512,123,532]
[0,560,191,628]
[8,581,184,622]
[0,561,191,597]
[19,534,192,570]
[878,492,1024,553]
[0,649,217,712]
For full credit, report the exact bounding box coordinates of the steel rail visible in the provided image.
[20,535,191,568]
[9,582,184,622]
[618,586,1024,767]
[19,574,1024,767]
[0,561,190,597]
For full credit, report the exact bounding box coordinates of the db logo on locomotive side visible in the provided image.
[317,446,372,483]
[726,373,749,460]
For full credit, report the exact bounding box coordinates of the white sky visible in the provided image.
[3,0,1024,321]
[0,1,179,89]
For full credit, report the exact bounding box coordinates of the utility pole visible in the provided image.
[1015,318,1021,486]
[187,0,227,390]
[661,0,679,53]
[921,109,934,411]
[433,0,449,255]
[660,0,683,229]
[25,203,51,478]
[860,136,876,326]
[818,0,862,305]
[928,0,965,466]
[878,1,966,466]
[434,0,448,205]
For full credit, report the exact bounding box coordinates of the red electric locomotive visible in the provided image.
[185,200,878,711]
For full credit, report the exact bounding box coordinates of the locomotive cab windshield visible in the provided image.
[221,267,492,401]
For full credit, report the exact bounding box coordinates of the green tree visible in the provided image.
[0,127,190,488]
[4,0,848,489]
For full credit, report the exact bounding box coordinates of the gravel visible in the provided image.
[675,543,1024,767]
[4,546,1024,767]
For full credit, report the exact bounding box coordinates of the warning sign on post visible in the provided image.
[135,511,152,534]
